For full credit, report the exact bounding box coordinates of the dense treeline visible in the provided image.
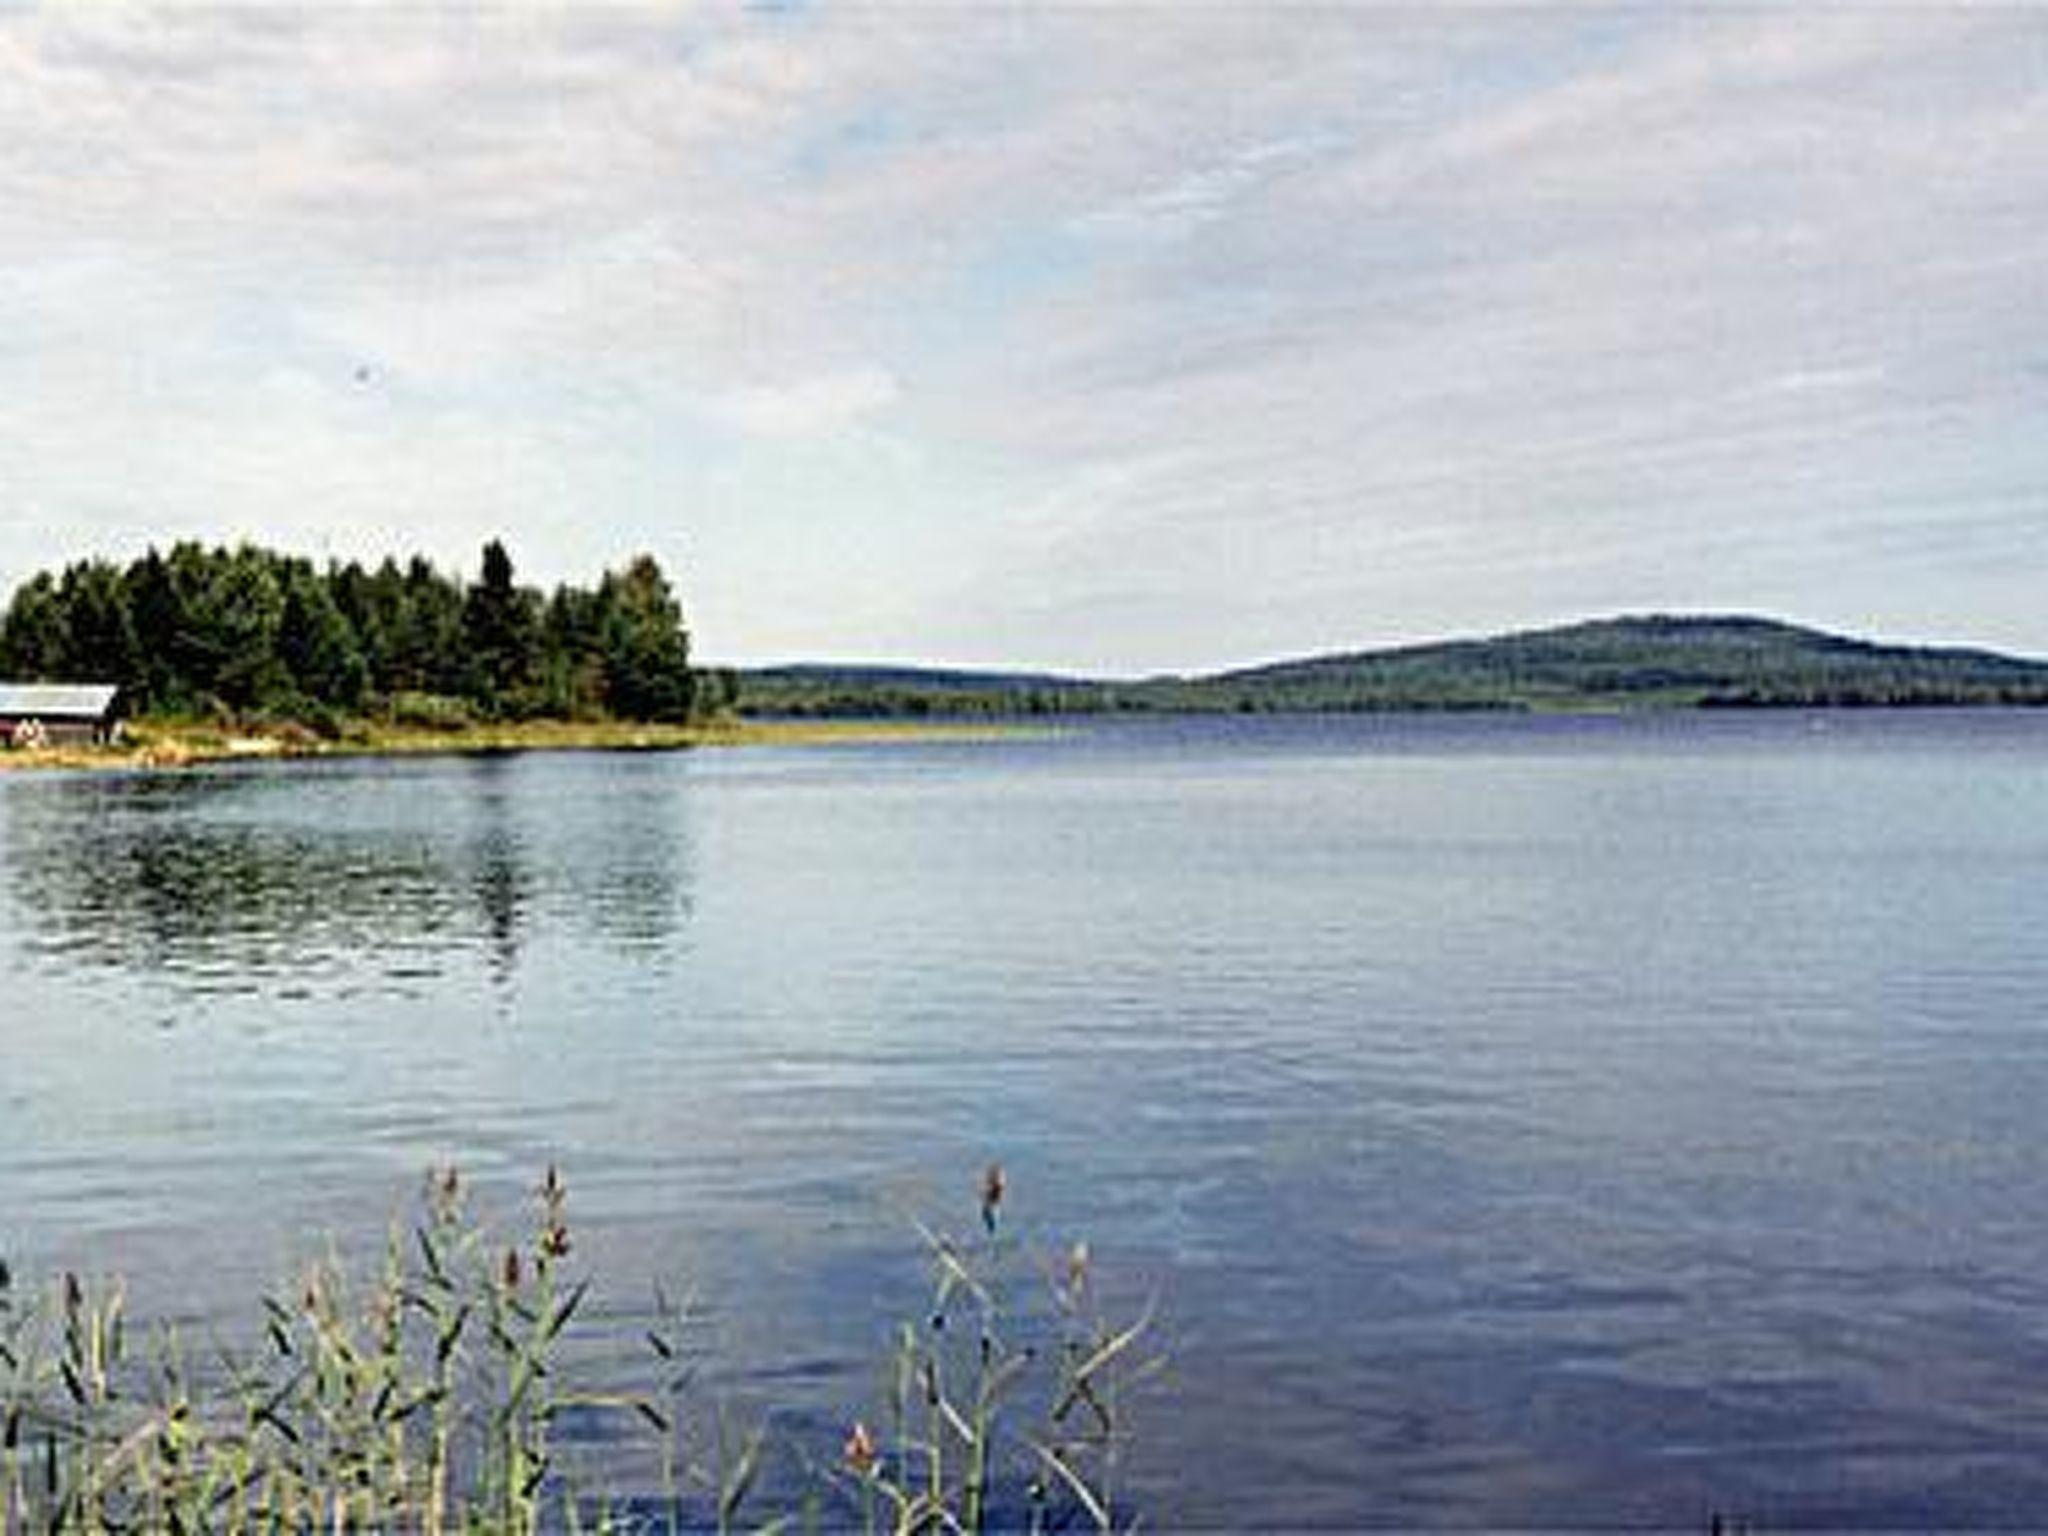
[0,540,701,724]
[734,615,2048,717]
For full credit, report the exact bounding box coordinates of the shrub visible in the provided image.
[384,692,478,732]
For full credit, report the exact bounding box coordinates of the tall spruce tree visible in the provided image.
[460,539,541,714]
[277,560,369,708]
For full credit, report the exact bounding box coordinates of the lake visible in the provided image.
[7,711,2048,1527]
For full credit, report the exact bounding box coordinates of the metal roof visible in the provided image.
[0,683,120,718]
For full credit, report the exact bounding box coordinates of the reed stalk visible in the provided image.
[0,1166,1154,1534]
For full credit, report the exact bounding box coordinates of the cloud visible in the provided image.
[1754,366,1888,397]
[2,6,2046,668]
[709,368,901,440]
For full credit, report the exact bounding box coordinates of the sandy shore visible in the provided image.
[0,716,1034,773]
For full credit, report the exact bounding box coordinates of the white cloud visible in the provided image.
[709,368,902,440]
[2,6,2046,667]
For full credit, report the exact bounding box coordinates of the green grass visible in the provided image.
[0,1167,1157,1533]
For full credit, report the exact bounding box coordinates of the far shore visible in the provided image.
[0,715,1034,773]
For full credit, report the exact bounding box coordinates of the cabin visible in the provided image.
[0,683,123,748]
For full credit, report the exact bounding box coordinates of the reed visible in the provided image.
[0,1166,1156,1533]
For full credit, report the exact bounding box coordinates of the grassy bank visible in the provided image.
[0,715,1029,774]
[0,1168,1154,1533]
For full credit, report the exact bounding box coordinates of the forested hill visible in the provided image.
[0,541,700,725]
[735,616,2048,715]
[1194,615,2048,709]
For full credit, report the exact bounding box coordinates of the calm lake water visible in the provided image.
[8,712,2048,1527]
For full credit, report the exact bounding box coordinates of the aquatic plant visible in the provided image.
[0,1165,1156,1533]
[837,1163,1159,1536]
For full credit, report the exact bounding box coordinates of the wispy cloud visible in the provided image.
[710,368,901,440]
[2,6,2045,668]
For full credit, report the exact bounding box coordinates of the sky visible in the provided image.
[2,4,2045,674]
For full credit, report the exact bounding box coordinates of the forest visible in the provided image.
[735,616,2048,716]
[0,540,703,726]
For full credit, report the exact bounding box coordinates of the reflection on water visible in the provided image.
[468,757,530,985]
[1,753,693,998]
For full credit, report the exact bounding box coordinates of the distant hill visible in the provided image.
[1192,614,2048,710]
[733,616,2048,716]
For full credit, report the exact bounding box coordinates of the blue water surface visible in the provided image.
[6,711,2048,1528]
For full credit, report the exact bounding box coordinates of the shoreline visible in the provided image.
[6,699,2040,775]
[0,716,1035,773]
